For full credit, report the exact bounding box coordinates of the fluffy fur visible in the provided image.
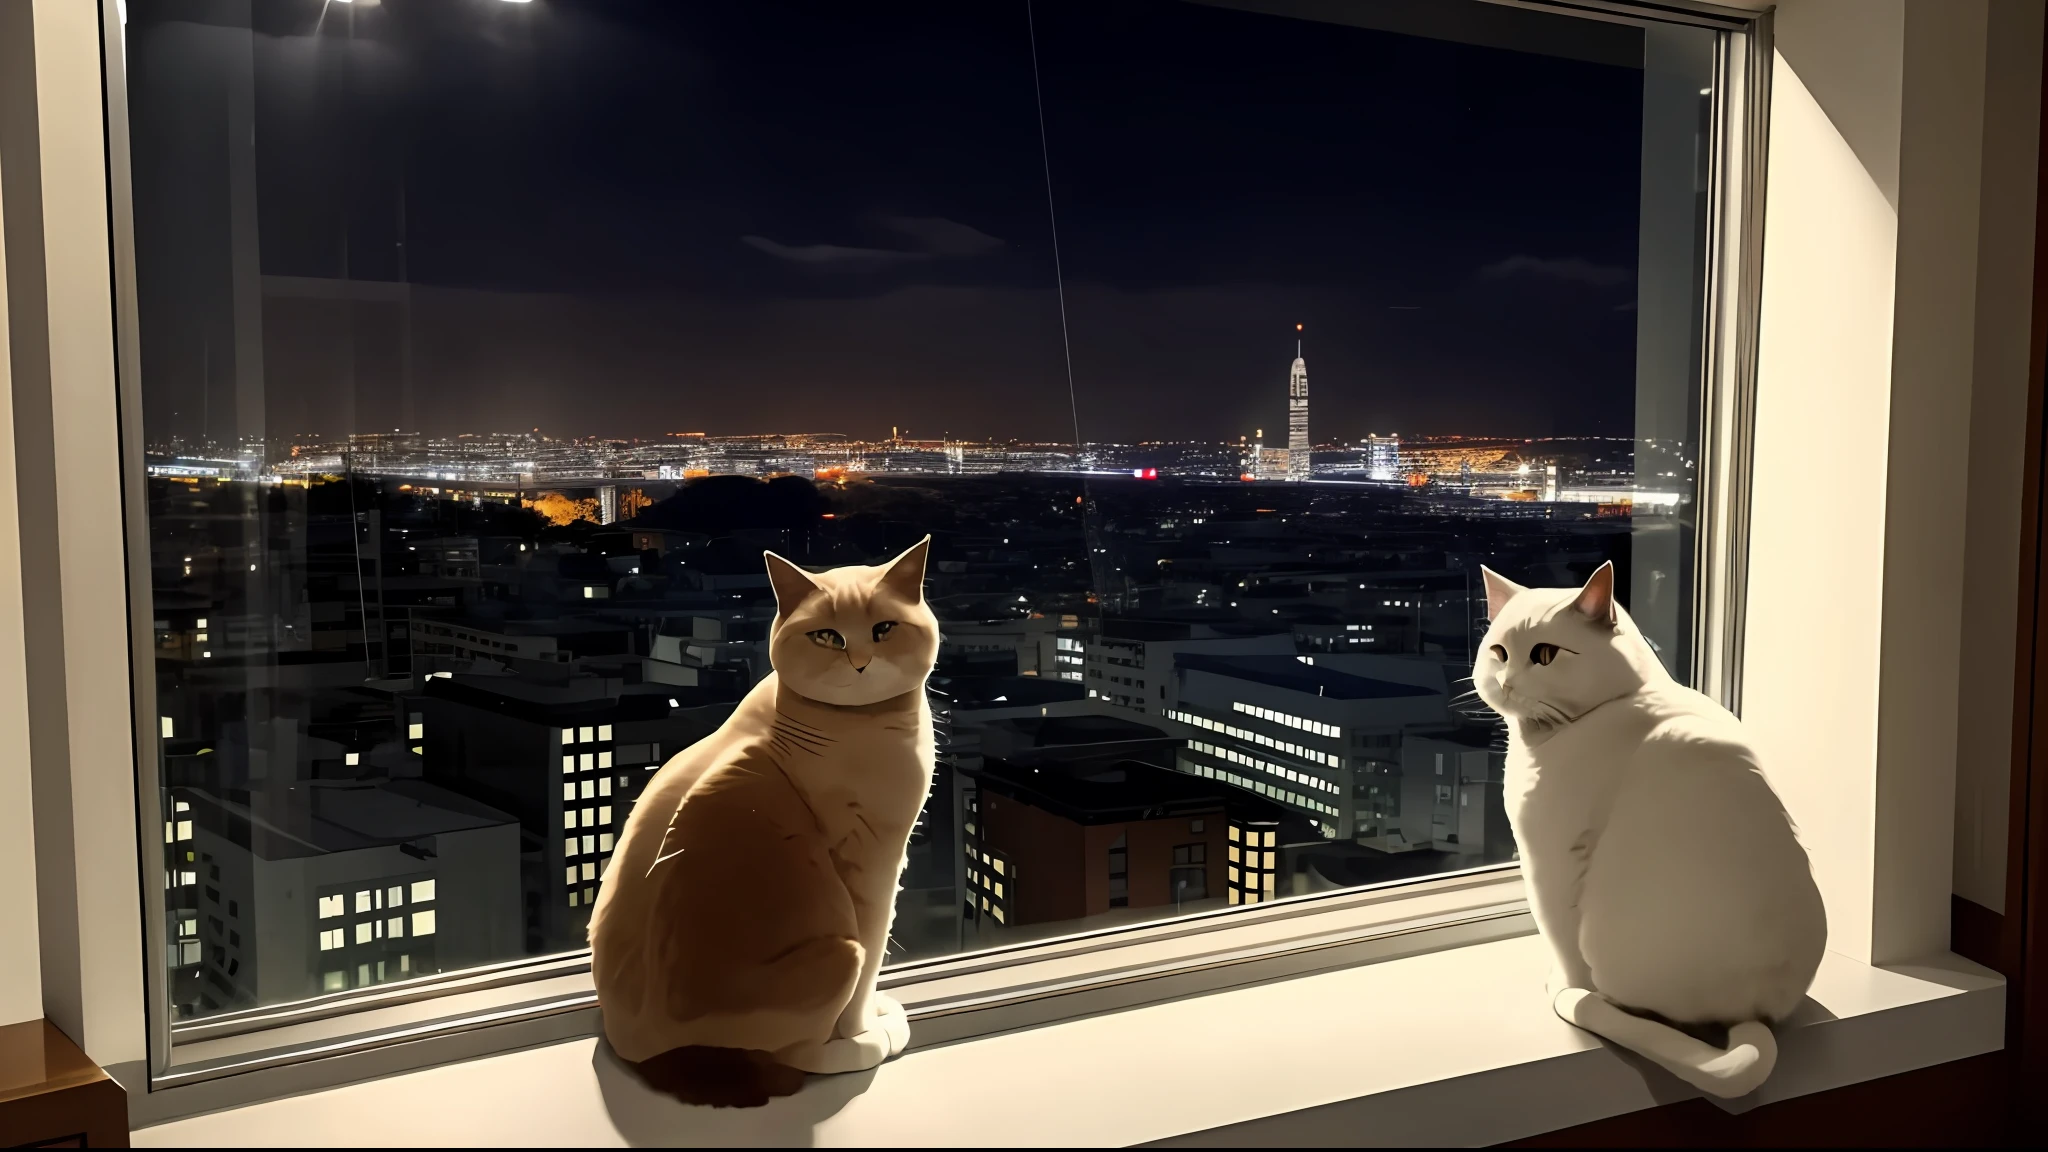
[1475,562,1826,1099]
[589,539,940,1106]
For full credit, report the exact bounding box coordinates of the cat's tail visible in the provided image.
[1554,988,1776,1099]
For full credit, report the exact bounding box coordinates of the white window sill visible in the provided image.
[132,934,2004,1148]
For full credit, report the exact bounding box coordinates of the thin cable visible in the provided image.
[346,474,376,679]
[1024,0,1082,456]
[1026,0,1106,605]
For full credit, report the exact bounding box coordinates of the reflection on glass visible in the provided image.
[125,0,1703,1022]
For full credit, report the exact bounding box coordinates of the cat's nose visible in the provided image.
[850,654,872,673]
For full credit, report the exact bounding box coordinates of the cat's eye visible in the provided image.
[1489,644,1507,662]
[807,628,847,650]
[873,621,899,642]
[1529,643,1561,666]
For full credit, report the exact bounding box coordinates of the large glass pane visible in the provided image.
[127,0,1069,1020]
[123,0,1711,1027]
[947,0,1707,950]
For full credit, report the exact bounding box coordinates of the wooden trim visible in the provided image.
[1953,894,2006,975]
[0,1020,129,1149]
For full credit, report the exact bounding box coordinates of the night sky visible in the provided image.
[129,0,1647,446]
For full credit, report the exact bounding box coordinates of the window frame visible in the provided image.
[15,0,1772,1115]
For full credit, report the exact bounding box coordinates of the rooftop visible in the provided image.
[1175,654,1440,700]
[979,712,1182,753]
[929,675,1085,710]
[180,778,517,861]
[1098,616,1289,642]
[422,675,736,721]
[974,756,1290,827]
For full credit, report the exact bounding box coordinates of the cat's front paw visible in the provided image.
[872,992,909,1056]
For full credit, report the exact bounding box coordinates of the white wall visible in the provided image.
[1,0,147,1064]
[1871,0,1993,965]
[0,91,46,1031]
[1750,0,2032,964]
[1746,0,1902,966]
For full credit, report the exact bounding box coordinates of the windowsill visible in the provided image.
[130,933,2004,1147]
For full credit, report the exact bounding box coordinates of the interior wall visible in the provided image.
[2,0,147,1065]
[1753,0,2026,963]
[1951,0,2044,918]
[1873,0,1992,966]
[0,77,47,1031]
[1746,0,1904,965]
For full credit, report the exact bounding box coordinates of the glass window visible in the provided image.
[123,0,1726,1035]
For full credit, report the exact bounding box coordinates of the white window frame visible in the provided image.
[8,0,1999,1129]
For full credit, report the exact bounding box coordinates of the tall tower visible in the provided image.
[1287,325,1311,481]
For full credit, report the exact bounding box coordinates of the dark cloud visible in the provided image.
[741,216,1005,268]
[1477,255,1634,287]
[880,215,1006,257]
[739,235,926,266]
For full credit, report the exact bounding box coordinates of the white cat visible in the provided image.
[1475,562,1826,1099]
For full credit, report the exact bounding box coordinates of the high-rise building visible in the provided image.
[1366,434,1400,482]
[1287,329,1311,482]
[1161,653,1453,841]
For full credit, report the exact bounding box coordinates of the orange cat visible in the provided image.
[589,539,939,1106]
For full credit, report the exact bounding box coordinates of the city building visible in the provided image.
[414,677,737,952]
[1082,618,1294,716]
[1287,332,1311,482]
[1351,733,1513,860]
[1163,653,1453,841]
[169,779,522,1015]
[1366,434,1400,482]
[957,713,1292,929]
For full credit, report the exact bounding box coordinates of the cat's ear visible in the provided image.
[763,551,820,613]
[1571,561,1617,627]
[1481,566,1526,621]
[879,536,931,603]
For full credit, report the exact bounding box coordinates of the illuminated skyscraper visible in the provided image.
[1366,433,1400,482]
[1287,327,1311,482]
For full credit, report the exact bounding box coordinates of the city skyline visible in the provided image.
[146,332,1640,453]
